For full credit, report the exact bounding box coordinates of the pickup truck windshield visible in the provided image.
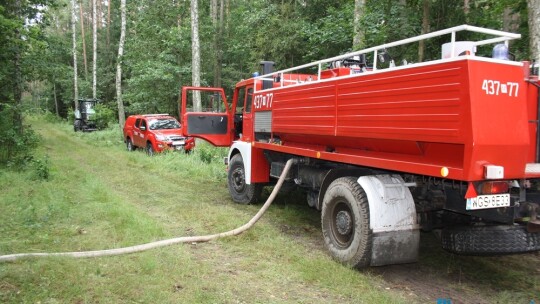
[149,119,181,130]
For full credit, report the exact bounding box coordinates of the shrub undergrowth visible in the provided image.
[0,103,40,168]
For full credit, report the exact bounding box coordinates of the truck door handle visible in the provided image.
[198,116,206,119]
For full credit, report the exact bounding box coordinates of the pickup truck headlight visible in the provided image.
[155,135,169,141]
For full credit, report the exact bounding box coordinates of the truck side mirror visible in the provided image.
[140,126,146,131]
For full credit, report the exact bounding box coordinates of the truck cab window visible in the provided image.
[236,88,246,114]
[186,90,226,113]
[234,87,246,138]
[246,88,254,113]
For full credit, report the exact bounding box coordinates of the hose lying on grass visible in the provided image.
[0,159,296,263]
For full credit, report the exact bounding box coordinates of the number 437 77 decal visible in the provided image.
[482,79,519,97]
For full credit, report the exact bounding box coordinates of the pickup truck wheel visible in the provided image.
[321,177,372,269]
[146,143,154,156]
[441,224,540,255]
[228,154,262,204]
[126,138,136,151]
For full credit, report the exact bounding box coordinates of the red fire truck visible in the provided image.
[180,25,540,268]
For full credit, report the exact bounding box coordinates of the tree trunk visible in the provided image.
[53,81,59,117]
[72,0,79,112]
[418,0,430,62]
[13,0,23,131]
[211,0,218,87]
[528,0,540,65]
[79,2,88,79]
[216,0,224,87]
[107,0,111,49]
[92,0,97,99]
[464,0,470,20]
[213,0,224,87]
[98,0,102,28]
[191,0,201,111]
[352,0,366,50]
[116,0,126,128]
[210,0,217,23]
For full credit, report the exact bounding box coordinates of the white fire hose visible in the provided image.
[0,159,296,262]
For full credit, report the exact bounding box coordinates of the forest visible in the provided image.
[0,0,539,165]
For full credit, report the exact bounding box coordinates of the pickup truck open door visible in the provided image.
[180,86,233,147]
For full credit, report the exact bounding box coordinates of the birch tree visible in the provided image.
[116,0,126,128]
[191,0,201,111]
[79,2,88,79]
[352,0,365,50]
[72,0,79,111]
[92,0,97,99]
[528,0,540,65]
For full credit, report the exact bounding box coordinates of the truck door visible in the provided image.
[134,119,148,147]
[232,85,254,142]
[181,86,232,147]
[242,86,255,142]
[133,118,143,147]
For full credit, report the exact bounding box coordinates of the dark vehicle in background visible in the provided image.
[74,98,99,132]
[123,114,195,155]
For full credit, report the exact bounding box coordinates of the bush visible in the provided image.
[195,141,228,164]
[32,156,50,180]
[42,111,64,124]
[93,104,117,129]
[0,103,40,167]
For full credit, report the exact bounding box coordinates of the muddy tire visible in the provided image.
[126,138,136,151]
[228,154,262,204]
[321,177,372,268]
[441,224,540,255]
[146,142,154,156]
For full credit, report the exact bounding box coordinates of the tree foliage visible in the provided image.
[1,0,537,128]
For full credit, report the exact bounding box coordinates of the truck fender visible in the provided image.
[228,141,270,185]
[317,168,372,210]
[357,175,420,266]
[228,141,253,185]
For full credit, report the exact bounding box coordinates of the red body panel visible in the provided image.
[251,146,270,183]
[253,59,532,181]
[123,114,195,153]
[527,75,540,163]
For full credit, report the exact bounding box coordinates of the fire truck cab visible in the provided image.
[180,25,540,268]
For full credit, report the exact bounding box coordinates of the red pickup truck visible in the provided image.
[123,114,195,155]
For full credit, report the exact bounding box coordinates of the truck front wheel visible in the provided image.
[321,177,372,268]
[228,154,262,204]
[146,142,154,156]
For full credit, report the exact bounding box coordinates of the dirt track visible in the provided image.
[272,189,540,304]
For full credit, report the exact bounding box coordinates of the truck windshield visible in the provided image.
[148,119,181,130]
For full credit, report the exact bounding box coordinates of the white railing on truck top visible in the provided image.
[253,24,521,92]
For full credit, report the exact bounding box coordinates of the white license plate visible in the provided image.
[466,194,510,210]
[172,141,185,146]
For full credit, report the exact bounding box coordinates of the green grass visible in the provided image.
[0,117,403,303]
[0,116,539,303]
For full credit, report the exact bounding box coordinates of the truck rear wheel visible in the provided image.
[126,138,136,151]
[228,154,262,204]
[321,177,372,268]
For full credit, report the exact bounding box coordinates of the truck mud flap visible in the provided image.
[358,175,420,266]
